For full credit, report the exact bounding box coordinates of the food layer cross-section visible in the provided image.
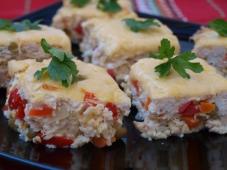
[4,58,131,148]
[128,57,227,140]
[0,20,71,87]
[80,17,180,84]
[52,0,135,42]
[192,21,227,77]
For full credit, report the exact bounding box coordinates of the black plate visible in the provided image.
[1,2,226,170]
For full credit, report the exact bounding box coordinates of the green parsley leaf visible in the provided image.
[49,48,66,61]
[97,0,122,13]
[171,54,203,79]
[0,19,41,32]
[123,18,160,32]
[150,39,204,79]
[34,39,80,87]
[34,67,48,80]
[154,62,171,77]
[41,38,52,52]
[208,19,227,37]
[48,57,79,87]
[0,19,14,31]
[153,38,175,59]
[71,0,90,7]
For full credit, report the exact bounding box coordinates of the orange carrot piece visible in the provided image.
[143,97,151,111]
[42,84,59,91]
[199,102,215,113]
[91,137,107,148]
[182,116,201,129]
[132,80,140,95]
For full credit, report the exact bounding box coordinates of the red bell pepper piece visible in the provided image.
[38,133,73,148]
[105,102,119,120]
[74,23,83,36]
[178,101,200,117]
[29,104,53,117]
[8,88,27,120]
[107,69,116,80]
[83,91,98,106]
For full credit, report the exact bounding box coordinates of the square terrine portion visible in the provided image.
[192,27,227,76]
[4,59,131,148]
[80,17,180,83]
[0,24,71,87]
[128,58,227,140]
[52,0,134,42]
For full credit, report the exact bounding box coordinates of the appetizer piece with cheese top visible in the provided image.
[80,17,180,83]
[192,19,227,76]
[0,19,71,87]
[52,0,134,42]
[128,39,227,140]
[3,39,131,148]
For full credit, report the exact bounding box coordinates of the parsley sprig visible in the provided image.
[208,19,227,37]
[70,0,90,7]
[123,18,160,32]
[97,0,122,13]
[0,19,41,32]
[150,39,204,79]
[34,39,79,87]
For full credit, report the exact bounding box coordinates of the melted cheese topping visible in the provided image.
[59,0,133,19]
[82,18,180,60]
[8,59,130,105]
[130,58,227,99]
[0,25,71,51]
[192,27,227,49]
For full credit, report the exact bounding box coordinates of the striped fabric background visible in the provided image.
[1,0,227,24]
[134,0,227,24]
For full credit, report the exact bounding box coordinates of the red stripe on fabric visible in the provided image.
[174,0,227,24]
[0,0,25,19]
[31,0,59,10]
[156,0,176,19]
[166,0,181,20]
[211,0,227,18]
[215,0,227,13]
[168,0,188,21]
[0,0,59,19]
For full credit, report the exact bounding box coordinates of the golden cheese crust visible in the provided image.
[0,25,71,51]
[53,0,135,25]
[62,0,134,17]
[129,58,227,99]
[192,27,227,49]
[8,59,130,105]
[82,17,180,60]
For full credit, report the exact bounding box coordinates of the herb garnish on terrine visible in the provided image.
[129,39,227,140]
[4,40,131,148]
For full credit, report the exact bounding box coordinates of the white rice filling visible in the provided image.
[134,116,203,140]
[80,31,149,83]
[4,88,130,148]
[129,81,227,139]
[206,115,227,134]
[195,46,227,76]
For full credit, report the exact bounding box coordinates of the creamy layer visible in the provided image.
[81,17,180,60]
[60,0,134,18]
[192,27,227,49]
[129,58,227,99]
[8,59,130,105]
[0,25,71,51]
